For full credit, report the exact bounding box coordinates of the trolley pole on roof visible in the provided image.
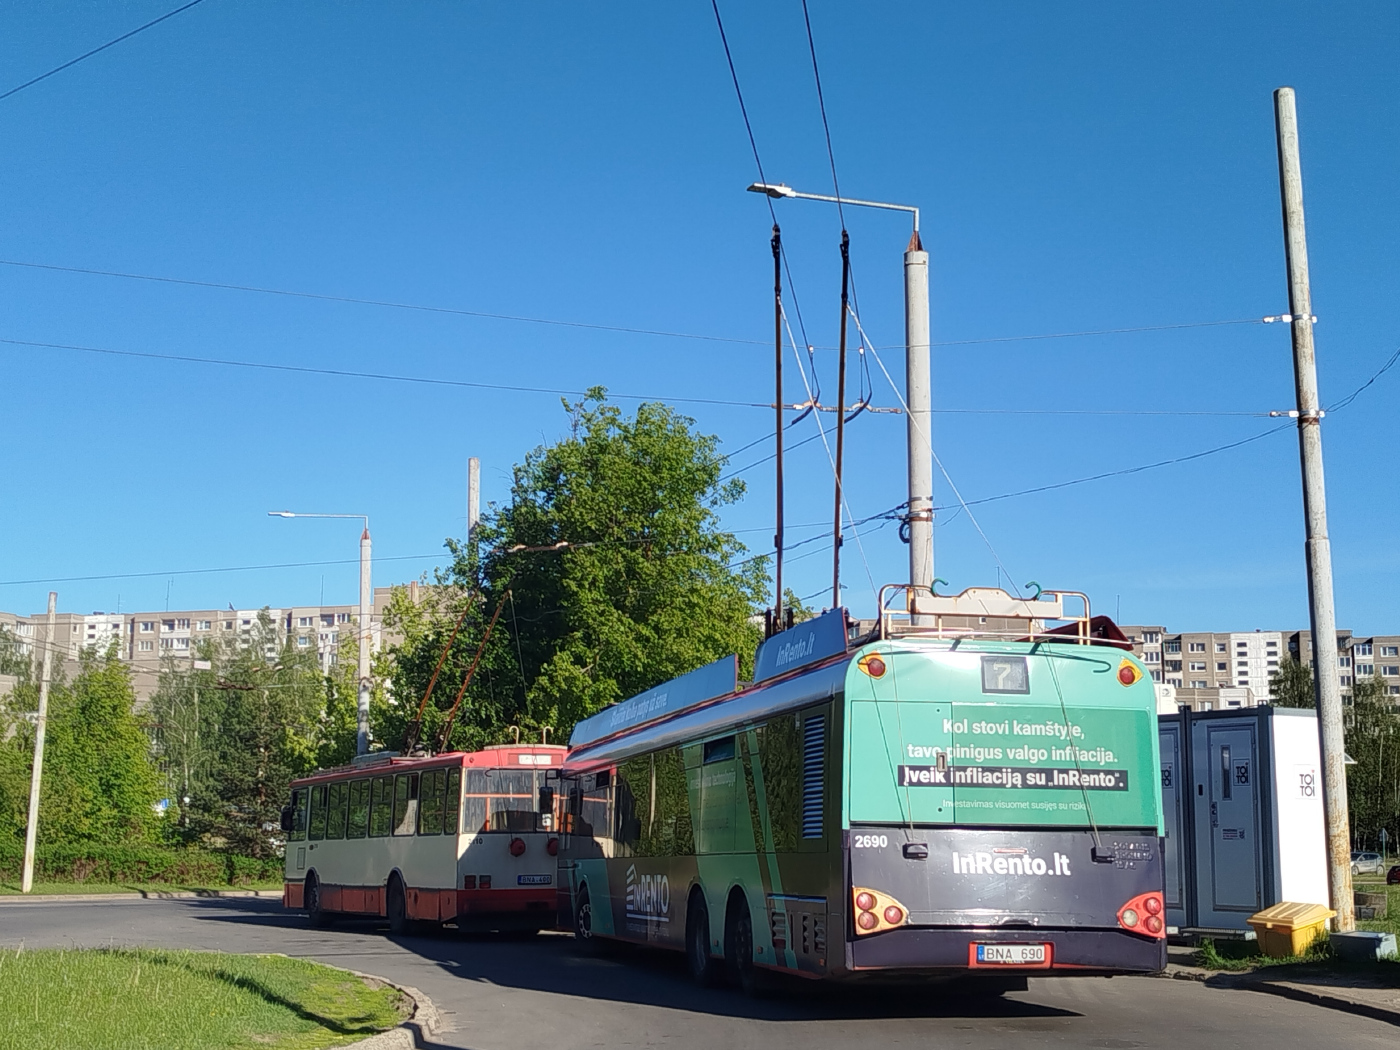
[20,591,57,894]
[1273,86,1353,932]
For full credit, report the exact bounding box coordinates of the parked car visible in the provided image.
[1351,851,1383,876]
[1387,864,1400,886]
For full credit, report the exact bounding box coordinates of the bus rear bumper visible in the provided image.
[849,926,1166,976]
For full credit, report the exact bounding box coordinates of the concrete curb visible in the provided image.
[1160,963,1400,1027]
[0,888,282,904]
[341,972,441,1050]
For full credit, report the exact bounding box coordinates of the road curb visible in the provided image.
[0,888,281,904]
[341,972,441,1049]
[1160,963,1400,1027]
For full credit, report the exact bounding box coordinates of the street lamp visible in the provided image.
[749,182,932,622]
[269,511,373,755]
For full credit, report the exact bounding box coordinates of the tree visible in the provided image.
[1344,674,1400,853]
[381,391,768,751]
[1269,655,1315,708]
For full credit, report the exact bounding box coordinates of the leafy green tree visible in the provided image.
[382,391,767,751]
[1269,655,1315,708]
[1344,674,1400,852]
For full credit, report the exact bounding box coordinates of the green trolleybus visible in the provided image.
[557,586,1166,989]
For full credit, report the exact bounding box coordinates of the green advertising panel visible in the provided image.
[843,641,1161,832]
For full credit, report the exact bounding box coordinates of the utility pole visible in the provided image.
[467,457,480,544]
[21,591,57,894]
[358,525,372,755]
[1274,85,1353,931]
[831,230,850,610]
[771,225,785,632]
[904,230,933,623]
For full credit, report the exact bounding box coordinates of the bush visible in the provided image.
[0,845,282,885]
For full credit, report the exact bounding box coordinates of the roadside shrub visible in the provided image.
[0,844,282,885]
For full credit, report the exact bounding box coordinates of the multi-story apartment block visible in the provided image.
[1118,623,1400,713]
[2,587,405,704]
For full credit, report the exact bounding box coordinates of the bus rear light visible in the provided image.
[1117,659,1142,686]
[546,837,559,856]
[857,653,887,679]
[462,875,477,890]
[509,837,526,857]
[851,886,909,935]
[479,875,491,889]
[1118,892,1166,938]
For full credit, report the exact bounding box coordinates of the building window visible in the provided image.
[1191,680,1208,689]
[177,618,190,629]
[1143,632,1160,643]
[1166,660,1182,672]
[1150,670,1162,683]
[1390,686,1400,695]
[162,620,175,632]
[1215,642,1227,652]
[1341,675,1353,686]
[1266,640,1278,649]
[139,621,154,633]
[1164,641,1181,653]
[138,640,153,652]
[1382,666,1400,677]
[1217,662,1228,672]
[1144,651,1159,664]
[298,616,312,627]
[1237,642,1248,651]
[321,614,334,627]
[1189,642,1206,653]
[197,620,211,630]
[1340,656,1351,667]
[1167,677,1182,687]
[1357,663,1374,676]
[297,635,310,647]
[1189,662,1206,671]
[241,619,252,627]
[1382,646,1399,657]
[1356,643,1373,657]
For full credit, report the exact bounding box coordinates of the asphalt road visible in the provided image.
[0,896,1391,1050]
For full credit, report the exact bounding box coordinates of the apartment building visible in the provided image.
[1119,623,1400,712]
[2,588,403,704]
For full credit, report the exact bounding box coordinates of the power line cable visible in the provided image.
[0,0,209,104]
[0,553,443,588]
[0,335,771,409]
[799,0,846,230]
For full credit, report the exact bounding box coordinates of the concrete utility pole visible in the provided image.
[1274,86,1353,931]
[21,591,57,894]
[467,457,480,544]
[904,230,933,623]
[358,524,372,756]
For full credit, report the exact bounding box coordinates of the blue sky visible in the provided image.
[0,1,1395,633]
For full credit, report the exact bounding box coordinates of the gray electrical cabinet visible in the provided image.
[1158,706,1328,936]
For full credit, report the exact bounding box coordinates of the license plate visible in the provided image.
[517,874,552,886]
[971,942,1049,966]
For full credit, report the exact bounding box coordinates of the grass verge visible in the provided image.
[0,948,408,1050]
[0,880,283,897]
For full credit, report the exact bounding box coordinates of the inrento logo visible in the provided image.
[775,631,816,668]
[951,849,1073,877]
[624,864,671,922]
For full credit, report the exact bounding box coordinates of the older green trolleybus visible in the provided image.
[558,586,1166,990]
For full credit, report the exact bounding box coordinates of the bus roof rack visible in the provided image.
[351,751,399,766]
[878,584,1096,644]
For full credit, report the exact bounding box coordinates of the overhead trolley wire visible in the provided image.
[0,0,209,104]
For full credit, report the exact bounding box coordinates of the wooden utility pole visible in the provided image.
[21,591,57,894]
[1274,86,1353,931]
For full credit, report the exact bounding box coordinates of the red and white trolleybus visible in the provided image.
[281,743,567,933]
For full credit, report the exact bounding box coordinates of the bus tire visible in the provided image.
[386,875,412,936]
[724,891,763,996]
[304,873,332,927]
[686,890,722,987]
[573,884,606,954]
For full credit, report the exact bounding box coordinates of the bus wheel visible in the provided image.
[386,876,410,936]
[724,892,762,996]
[686,891,722,987]
[573,885,604,953]
[305,874,331,928]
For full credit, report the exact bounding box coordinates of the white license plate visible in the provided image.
[517,874,552,886]
[973,942,1048,966]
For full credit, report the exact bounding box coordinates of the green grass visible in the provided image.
[0,948,408,1050]
[1354,879,1399,942]
[0,880,283,896]
[1194,936,1333,971]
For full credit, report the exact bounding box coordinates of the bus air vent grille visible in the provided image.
[802,715,826,838]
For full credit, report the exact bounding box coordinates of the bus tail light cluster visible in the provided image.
[1117,659,1143,686]
[463,875,477,889]
[546,837,559,856]
[851,886,908,935]
[509,837,526,857]
[1118,892,1165,937]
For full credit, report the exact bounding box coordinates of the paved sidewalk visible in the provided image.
[0,888,282,904]
[1165,943,1400,1027]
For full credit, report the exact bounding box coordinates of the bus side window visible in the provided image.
[308,784,327,841]
[369,776,393,837]
[346,779,370,839]
[325,781,348,840]
[393,773,420,836]
[287,788,308,842]
[419,769,445,836]
[444,769,461,835]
